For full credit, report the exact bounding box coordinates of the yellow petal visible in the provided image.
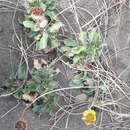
[81,109,96,125]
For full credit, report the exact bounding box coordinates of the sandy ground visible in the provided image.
[0,0,130,130]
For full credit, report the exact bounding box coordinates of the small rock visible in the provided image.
[75,93,87,102]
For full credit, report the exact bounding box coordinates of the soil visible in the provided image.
[0,0,130,130]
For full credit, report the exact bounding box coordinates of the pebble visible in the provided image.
[75,93,87,102]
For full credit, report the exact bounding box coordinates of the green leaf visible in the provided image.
[33,24,40,32]
[49,22,63,33]
[18,17,23,25]
[53,95,60,104]
[46,11,57,20]
[47,0,56,10]
[86,78,94,86]
[71,46,86,55]
[51,39,60,48]
[36,33,48,50]
[64,39,75,47]
[34,34,42,40]
[79,31,87,44]
[42,96,48,101]
[70,75,84,87]
[40,3,47,11]
[86,56,95,63]
[60,46,70,52]
[23,21,35,29]
[32,104,47,116]
[40,17,48,28]
[88,29,98,44]
[26,31,38,38]
[73,55,84,63]
[68,52,75,57]
[14,90,23,100]
[49,110,54,116]
[48,81,58,88]
[32,1,41,8]
[17,68,27,80]
[32,105,40,113]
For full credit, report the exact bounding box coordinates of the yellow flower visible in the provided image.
[81,109,96,125]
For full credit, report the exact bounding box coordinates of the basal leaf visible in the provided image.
[53,95,60,104]
[14,90,23,100]
[64,39,75,47]
[73,55,84,63]
[36,33,48,50]
[32,1,41,8]
[79,31,87,44]
[48,81,58,88]
[49,22,63,33]
[70,75,84,87]
[71,46,86,55]
[68,52,75,57]
[17,68,27,80]
[86,77,94,86]
[46,11,57,20]
[60,46,70,52]
[23,20,35,29]
[88,28,98,44]
[40,3,47,11]
[51,39,60,48]
[40,17,48,28]
[34,34,42,40]
[26,31,38,38]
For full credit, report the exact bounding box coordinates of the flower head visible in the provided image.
[31,7,44,21]
[31,7,44,16]
[81,109,96,125]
